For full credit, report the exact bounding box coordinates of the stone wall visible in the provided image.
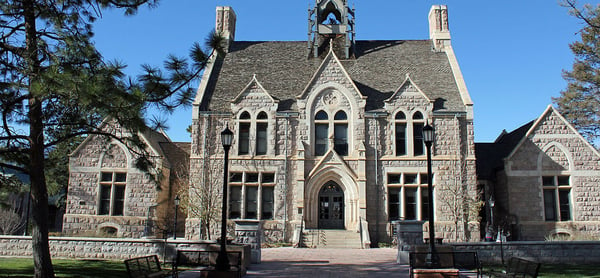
[451,241,600,264]
[0,235,217,260]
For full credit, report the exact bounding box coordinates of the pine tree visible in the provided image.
[0,1,223,276]
[554,1,600,143]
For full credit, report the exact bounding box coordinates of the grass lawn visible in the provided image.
[0,257,133,277]
[485,264,600,278]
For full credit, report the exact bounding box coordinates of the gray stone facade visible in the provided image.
[478,106,600,241]
[188,3,478,245]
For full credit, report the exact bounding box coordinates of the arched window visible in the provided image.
[334,110,348,156]
[238,111,251,155]
[412,112,425,156]
[256,112,268,155]
[315,110,329,156]
[395,112,407,156]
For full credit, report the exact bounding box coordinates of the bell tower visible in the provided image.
[308,0,355,59]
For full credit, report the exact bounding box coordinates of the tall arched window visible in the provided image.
[334,110,348,156]
[256,112,268,155]
[395,111,407,156]
[315,110,329,156]
[412,112,425,156]
[238,111,251,155]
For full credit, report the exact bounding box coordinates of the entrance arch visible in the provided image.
[318,182,344,229]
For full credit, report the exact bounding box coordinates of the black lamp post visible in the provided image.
[173,195,180,240]
[216,125,233,271]
[423,123,439,267]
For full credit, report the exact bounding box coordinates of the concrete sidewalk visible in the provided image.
[243,247,409,277]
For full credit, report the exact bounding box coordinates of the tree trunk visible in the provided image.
[24,0,55,276]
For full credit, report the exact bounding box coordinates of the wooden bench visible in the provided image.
[173,249,243,278]
[487,257,541,278]
[409,251,482,278]
[124,255,170,278]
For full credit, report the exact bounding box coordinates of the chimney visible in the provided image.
[428,5,451,52]
[216,6,236,52]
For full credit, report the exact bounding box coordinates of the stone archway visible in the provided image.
[318,181,344,229]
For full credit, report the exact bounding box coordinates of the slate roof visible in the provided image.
[475,121,534,179]
[199,40,465,112]
[159,142,190,175]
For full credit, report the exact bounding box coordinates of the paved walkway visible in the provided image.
[243,247,410,277]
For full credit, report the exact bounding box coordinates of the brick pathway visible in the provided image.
[243,247,410,277]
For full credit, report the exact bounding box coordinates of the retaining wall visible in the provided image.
[450,241,600,264]
[0,235,219,260]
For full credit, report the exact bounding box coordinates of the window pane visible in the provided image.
[257,112,268,120]
[112,185,125,216]
[99,185,111,215]
[413,123,424,155]
[262,173,275,183]
[544,189,557,221]
[404,174,418,184]
[421,188,430,221]
[559,189,571,221]
[334,123,348,156]
[115,173,127,183]
[388,174,401,184]
[334,111,347,120]
[542,176,554,186]
[256,123,268,155]
[315,123,328,155]
[239,123,250,155]
[395,112,406,120]
[246,173,259,183]
[246,186,258,219]
[229,186,242,219]
[315,110,328,120]
[395,123,406,156]
[558,176,570,186]
[405,188,417,220]
[101,172,113,182]
[261,186,274,220]
[413,111,423,119]
[239,111,250,119]
[230,172,243,183]
[388,188,401,221]
[420,173,432,184]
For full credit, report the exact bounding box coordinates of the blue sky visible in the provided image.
[93,0,597,143]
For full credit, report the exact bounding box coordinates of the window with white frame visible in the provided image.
[395,111,407,156]
[543,175,571,221]
[228,172,275,220]
[314,110,329,156]
[238,111,251,155]
[99,172,126,216]
[412,112,425,156]
[387,173,432,221]
[256,112,268,155]
[394,111,427,156]
[237,111,270,156]
[334,111,348,156]
[314,109,349,156]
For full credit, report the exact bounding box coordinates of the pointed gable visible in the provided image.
[298,49,364,102]
[506,105,600,172]
[308,148,358,180]
[384,74,431,111]
[231,75,279,115]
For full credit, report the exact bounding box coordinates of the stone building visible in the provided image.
[188,1,479,245]
[476,105,600,241]
[63,120,189,238]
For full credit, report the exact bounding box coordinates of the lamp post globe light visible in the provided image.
[422,123,439,267]
[173,195,180,240]
[216,125,233,271]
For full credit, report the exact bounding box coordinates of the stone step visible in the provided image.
[302,229,362,249]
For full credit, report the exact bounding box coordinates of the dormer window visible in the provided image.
[395,112,407,156]
[394,110,427,157]
[237,111,270,156]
